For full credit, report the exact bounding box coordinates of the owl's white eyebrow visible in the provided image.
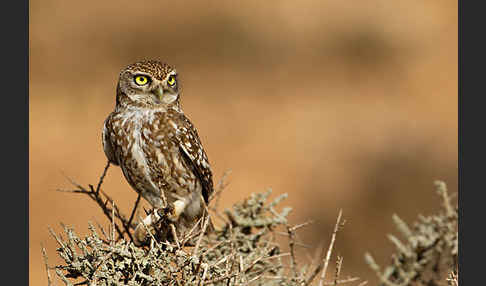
[133,72,152,76]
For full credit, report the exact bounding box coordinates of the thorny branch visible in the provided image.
[47,165,368,285]
[127,193,142,233]
[41,244,53,286]
[319,209,344,286]
[57,161,136,243]
[302,210,346,286]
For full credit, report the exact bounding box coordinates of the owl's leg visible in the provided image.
[170,190,206,221]
[168,198,188,222]
[133,195,198,245]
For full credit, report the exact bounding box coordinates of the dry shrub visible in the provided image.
[42,165,359,286]
[365,181,458,286]
[42,165,457,286]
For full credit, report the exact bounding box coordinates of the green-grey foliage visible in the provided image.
[45,190,347,286]
[45,175,458,286]
[365,181,458,286]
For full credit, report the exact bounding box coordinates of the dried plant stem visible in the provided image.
[57,162,137,243]
[41,243,53,286]
[198,263,209,286]
[170,223,181,249]
[95,161,110,195]
[127,193,142,232]
[318,209,343,286]
[111,200,115,246]
[325,277,360,285]
[210,170,231,207]
[365,181,458,286]
[193,214,211,256]
[333,256,343,285]
[447,271,458,286]
[287,225,298,278]
[47,166,368,286]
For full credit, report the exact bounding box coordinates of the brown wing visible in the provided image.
[173,113,214,204]
[102,113,119,166]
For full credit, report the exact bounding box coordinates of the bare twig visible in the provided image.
[49,171,350,285]
[100,190,135,236]
[318,209,343,286]
[57,164,137,243]
[55,268,74,286]
[94,221,109,242]
[41,243,53,286]
[198,263,209,286]
[181,216,203,247]
[357,281,368,286]
[315,277,360,285]
[447,271,458,286]
[333,256,343,285]
[290,220,314,232]
[111,200,115,246]
[285,219,315,278]
[210,170,231,205]
[57,184,125,240]
[95,161,110,195]
[48,226,66,250]
[170,223,181,249]
[435,180,455,218]
[287,225,298,279]
[193,214,211,256]
[127,193,142,232]
[204,248,273,285]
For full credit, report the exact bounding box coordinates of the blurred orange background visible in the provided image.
[30,1,457,285]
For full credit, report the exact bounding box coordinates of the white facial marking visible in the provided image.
[162,92,178,104]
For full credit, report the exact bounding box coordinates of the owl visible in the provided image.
[102,60,214,245]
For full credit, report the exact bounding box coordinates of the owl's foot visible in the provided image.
[133,210,158,246]
[133,207,172,246]
[132,200,189,246]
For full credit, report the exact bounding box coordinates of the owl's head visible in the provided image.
[116,60,180,109]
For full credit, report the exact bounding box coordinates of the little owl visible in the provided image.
[102,60,214,245]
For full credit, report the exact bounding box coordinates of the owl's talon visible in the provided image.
[144,207,151,215]
[133,223,150,246]
[160,206,173,216]
[133,222,151,246]
[133,208,164,246]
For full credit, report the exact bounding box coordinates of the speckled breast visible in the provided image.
[108,108,169,208]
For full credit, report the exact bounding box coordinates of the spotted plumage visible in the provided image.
[102,60,213,245]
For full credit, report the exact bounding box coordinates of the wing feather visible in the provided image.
[173,114,214,203]
[102,114,119,165]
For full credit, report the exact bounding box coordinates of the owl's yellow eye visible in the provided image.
[134,75,149,86]
[167,75,176,86]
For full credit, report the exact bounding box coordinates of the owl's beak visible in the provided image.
[152,85,164,101]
